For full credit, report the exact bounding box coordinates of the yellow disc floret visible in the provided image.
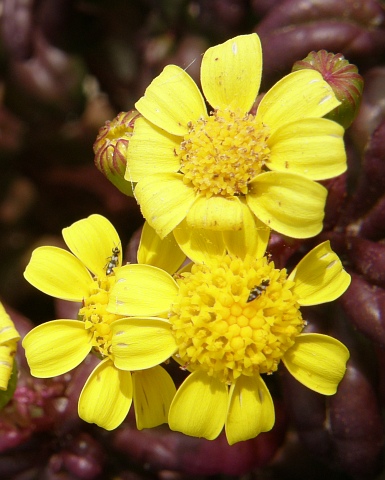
[169,255,304,384]
[179,109,270,198]
[78,274,123,359]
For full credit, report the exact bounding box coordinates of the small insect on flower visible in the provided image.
[247,279,270,303]
[106,246,120,275]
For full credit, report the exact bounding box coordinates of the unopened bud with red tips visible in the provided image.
[292,51,364,129]
[93,110,141,196]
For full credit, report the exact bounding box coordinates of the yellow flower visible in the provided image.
[22,214,178,431]
[0,303,20,392]
[126,33,346,242]
[108,232,351,445]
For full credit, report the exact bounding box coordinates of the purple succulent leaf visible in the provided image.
[348,196,385,241]
[49,433,105,480]
[342,120,385,229]
[340,272,385,346]
[282,303,384,477]
[256,0,385,89]
[0,0,35,60]
[348,67,385,154]
[112,417,286,476]
[328,357,384,478]
[347,236,385,287]
[250,0,284,18]
[256,0,385,32]
[321,174,348,231]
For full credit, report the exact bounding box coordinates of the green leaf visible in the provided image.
[0,361,18,410]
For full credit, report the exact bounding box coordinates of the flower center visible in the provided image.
[179,109,270,198]
[78,274,123,359]
[169,255,304,384]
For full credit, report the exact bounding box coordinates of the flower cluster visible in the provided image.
[21,33,352,445]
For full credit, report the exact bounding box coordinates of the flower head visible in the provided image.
[0,303,20,395]
[109,230,350,444]
[22,214,177,430]
[126,34,346,243]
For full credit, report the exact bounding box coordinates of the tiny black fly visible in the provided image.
[106,246,120,275]
[247,279,270,303]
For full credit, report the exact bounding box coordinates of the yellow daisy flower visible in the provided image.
[108,232,350,445]
[126,33,346,241]
[22,214,178,431]
[0,302,20,392]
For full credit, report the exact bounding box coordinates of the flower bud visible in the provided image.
[292,50,363,128]
[93,110,140,196]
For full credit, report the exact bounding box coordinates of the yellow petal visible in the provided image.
[225,375,275,445]
[247,172,327,238]
[78,358,133,430]
[24,246,92,301]
[267,118,346,180]
[133,365,176,429]
[169,370,228,440]
[0,344,16,390]
[108,264,179,316]
[223,199,270,259]
[256,70,340,135]
[111,318,177,370]
[135,65,207,136]
[283,333,350,395]
[125,116,182,183]
[173,220,226,264]
[134,172,196,239]
[62,214,121,279]
[138,221,186,274]
[288,241,351,305]
[186,195,244,231]
[22,320,91,378]
[201,34,262,112]
[0,304,20,344]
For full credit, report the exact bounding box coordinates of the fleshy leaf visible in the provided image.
[0,360,17,407]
